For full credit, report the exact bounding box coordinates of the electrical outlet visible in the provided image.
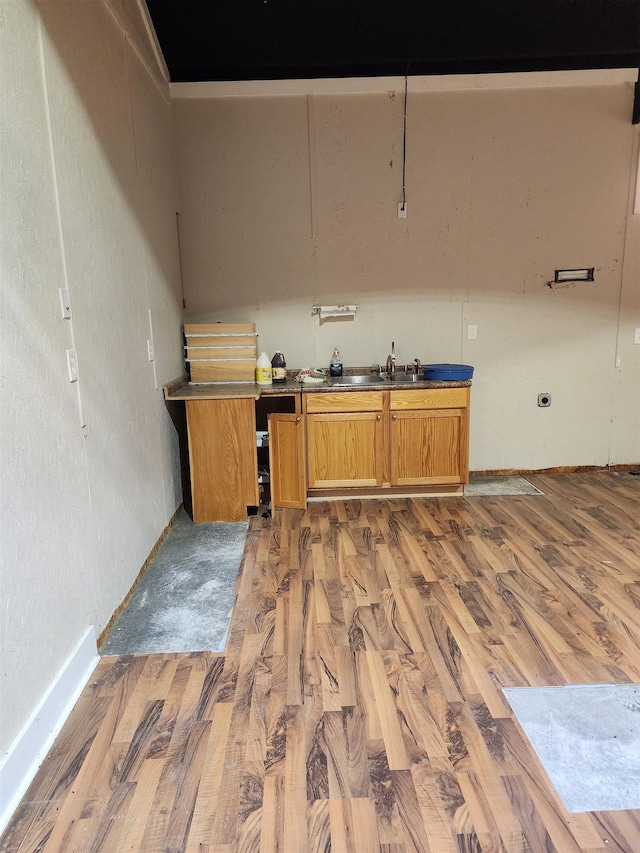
[467,324,477,340]
[538,393,551,407]
[59,288,71,319]
[634,328,640,345]
[147,339,155,362]
[66,348,78,382]
[397,202,407,219]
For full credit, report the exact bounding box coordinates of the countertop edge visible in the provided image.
[163,375,471,401]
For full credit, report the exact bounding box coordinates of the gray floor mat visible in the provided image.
[464,475,544,496]
[504,683,640,812]
[100,510,247,655]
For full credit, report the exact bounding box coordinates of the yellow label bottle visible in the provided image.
[256,351,273,385]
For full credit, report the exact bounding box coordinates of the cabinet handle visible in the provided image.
[392,414,397,420]
[295,416,301,423]
[376,414,381,421]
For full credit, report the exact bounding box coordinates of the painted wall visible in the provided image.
[0,0,183,760]
[173,75,640,470]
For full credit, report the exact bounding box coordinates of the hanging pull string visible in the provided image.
[400,14,425,214]
[401,74,408,210]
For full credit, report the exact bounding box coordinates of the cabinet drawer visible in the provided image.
[389,387,469,411]
[304,391,384,413]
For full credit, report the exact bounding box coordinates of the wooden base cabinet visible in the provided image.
[304,391,385,489]
[268,386,470,508]
[186,398,259,522]
[177,385,469,518]
[390,409,467,485]
[390,387,470,486]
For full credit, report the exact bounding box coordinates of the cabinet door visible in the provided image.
[186,398,259,522]
[390,408,468,485]
[307,412,384,488]
[269,414,307,509]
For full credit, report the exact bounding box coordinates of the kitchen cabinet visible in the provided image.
[389,388,469,486]
[292,386,469,500]
[186,398,259,522]
[166,379,470,520]
[304,392,385,488]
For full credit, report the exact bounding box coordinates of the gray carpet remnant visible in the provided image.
[100,509,247,655]
[504,683,640,813]
[464,475,543,496]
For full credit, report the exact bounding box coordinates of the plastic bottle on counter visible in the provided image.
[329,347,343,377]
[271,351,287,383]
[256,351,273,386]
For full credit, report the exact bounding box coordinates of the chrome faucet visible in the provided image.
[385,341,395,376]
[402,358,422,374]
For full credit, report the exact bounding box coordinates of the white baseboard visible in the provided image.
[0,626,99,834]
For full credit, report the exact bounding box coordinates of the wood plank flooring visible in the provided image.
[2,472,640,852]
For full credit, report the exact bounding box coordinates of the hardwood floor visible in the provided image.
[2,472,640,852]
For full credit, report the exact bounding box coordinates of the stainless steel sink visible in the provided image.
[327,374,386,386]
[387,372,421,383]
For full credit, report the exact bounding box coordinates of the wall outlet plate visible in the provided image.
[59,288,71,319]
[397,202,407,218]
[66,348,78,382]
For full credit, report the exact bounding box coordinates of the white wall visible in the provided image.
[0,0,183,764]
[173,73,640,470]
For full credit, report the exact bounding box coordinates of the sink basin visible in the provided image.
[327,374,386,386]
[387,372,420,383]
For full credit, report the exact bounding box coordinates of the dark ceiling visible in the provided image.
[145,0,640,83]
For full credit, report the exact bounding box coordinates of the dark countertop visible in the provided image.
[164,372,471,401]
[263,377,472,393]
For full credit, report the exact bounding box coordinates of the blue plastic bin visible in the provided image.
[423,363,474,381]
